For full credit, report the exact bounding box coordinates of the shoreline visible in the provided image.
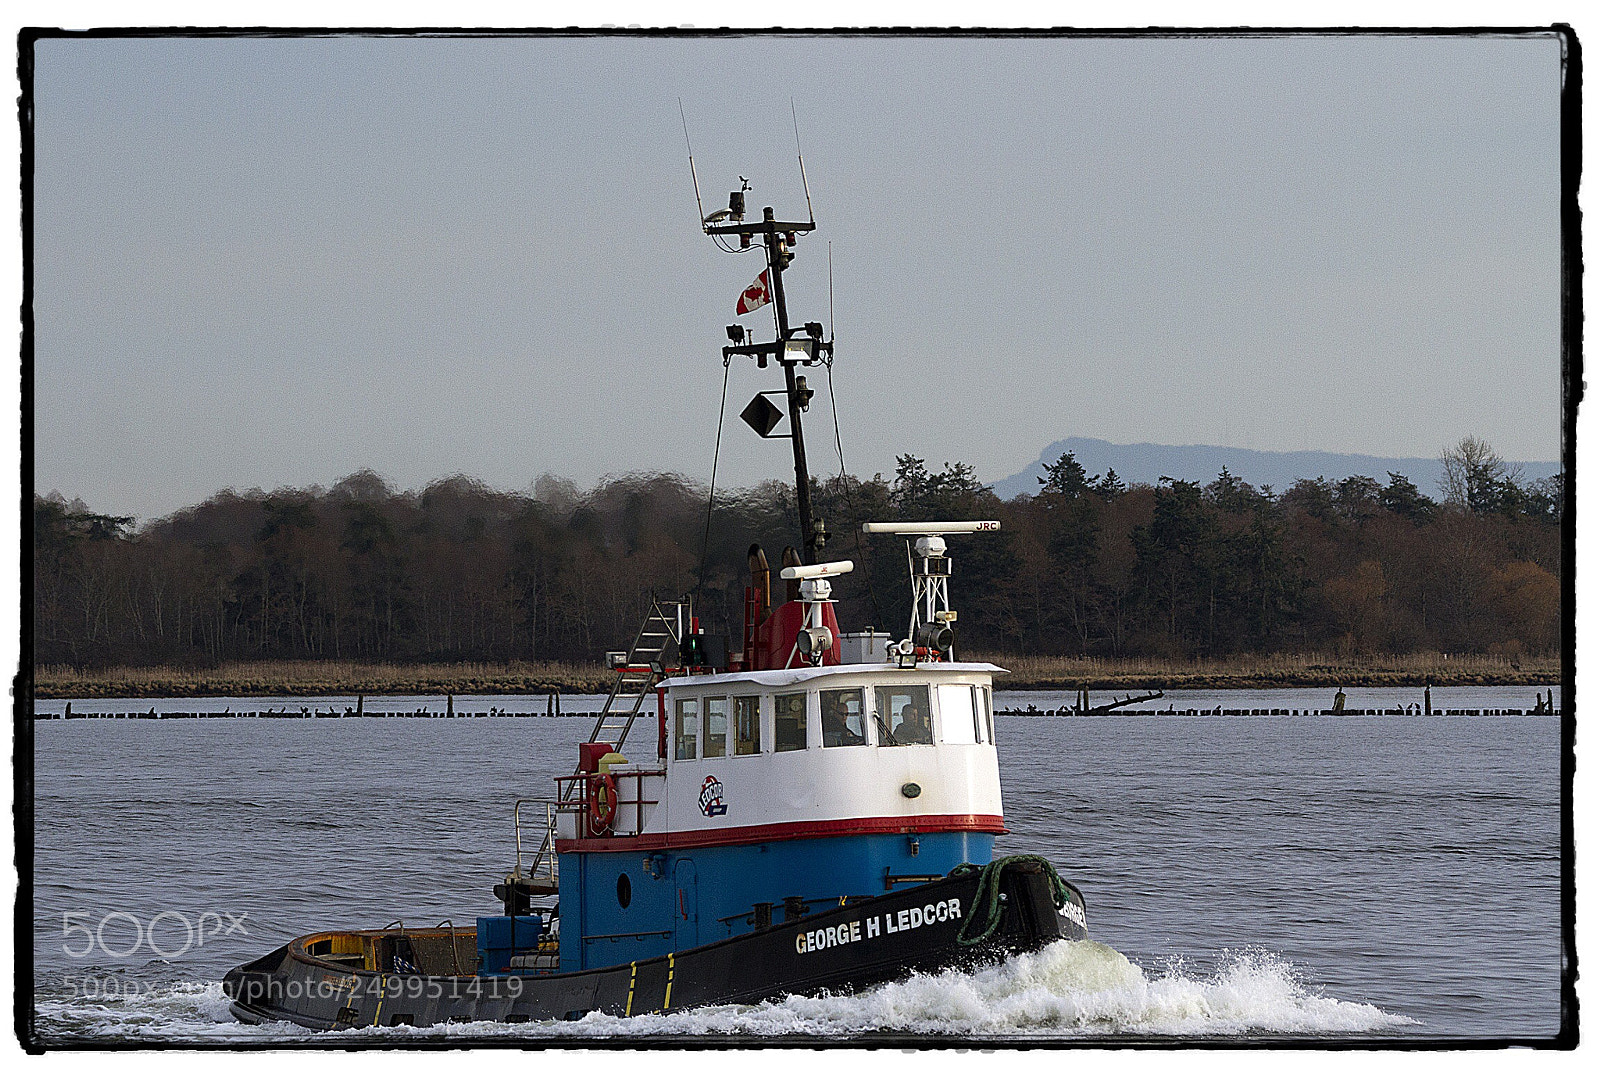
[28,654,1561,700]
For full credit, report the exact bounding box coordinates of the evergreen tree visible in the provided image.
[1378,472,1436,524]
[1037,452,1100,652]
[1092,467,1126,500]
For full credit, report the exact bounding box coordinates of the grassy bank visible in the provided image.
[993,651,1561,691]
[30,661,615,700]
[29,651,1560,700]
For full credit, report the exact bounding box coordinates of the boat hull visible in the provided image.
[225,859,1086,1031]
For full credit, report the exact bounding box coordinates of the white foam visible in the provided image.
[525,941,1414,1038]
[33,980,310,1043]
[463,941,1413,1039]
[31,942,1417,1042]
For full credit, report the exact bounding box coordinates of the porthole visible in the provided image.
[617,872,632,908]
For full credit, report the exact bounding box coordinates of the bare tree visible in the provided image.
[1439,436,1523,513]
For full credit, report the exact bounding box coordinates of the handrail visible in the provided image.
[717,894,871,928]
[551,769,665,839]
[512,798,540,877]
[884,873,946,887]
[552,768,667,781]
[377,919,475,935]
[435,919,462,974]
[518,596,687,891]
[580,929,671,942]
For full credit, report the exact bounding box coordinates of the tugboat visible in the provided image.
[224,169,1088,1031]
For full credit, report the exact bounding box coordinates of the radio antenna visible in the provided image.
[827,241,835,341]
[792,98,815,226]
[680,98,708,228]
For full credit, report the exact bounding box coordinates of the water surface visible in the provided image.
[27,687,1564,1044]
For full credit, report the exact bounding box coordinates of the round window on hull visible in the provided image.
[617,873,632,908]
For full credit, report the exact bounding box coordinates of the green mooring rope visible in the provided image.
[948,855,1080,947]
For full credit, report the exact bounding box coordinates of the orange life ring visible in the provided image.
[587,773,617,835]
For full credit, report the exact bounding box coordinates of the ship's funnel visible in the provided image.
[748,545,770,621]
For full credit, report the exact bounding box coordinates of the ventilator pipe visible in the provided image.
[780,546,803,602]
[748,544,770,622]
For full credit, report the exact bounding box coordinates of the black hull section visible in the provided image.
[225,859,1086,1031]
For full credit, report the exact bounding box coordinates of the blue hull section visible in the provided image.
[560,831,995,971]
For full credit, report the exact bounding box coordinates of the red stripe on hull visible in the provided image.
[555,813,1006,854]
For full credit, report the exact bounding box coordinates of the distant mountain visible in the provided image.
[989,438,1561,501]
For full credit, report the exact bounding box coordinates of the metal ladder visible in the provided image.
[587,596,691,755]
[520,596,691,893]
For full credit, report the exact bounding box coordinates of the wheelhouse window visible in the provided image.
[821,688,866,747]
[774,691,808,752]
[982,686,995,743]
[937,684,978,744]
[674,698,698,760]
[875,685,933,746]
[733,695,762,755]
[703,696,728,758]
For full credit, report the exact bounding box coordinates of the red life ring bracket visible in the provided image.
[587,773,617,836]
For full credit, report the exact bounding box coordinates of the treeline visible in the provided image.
[32,437,1562,668]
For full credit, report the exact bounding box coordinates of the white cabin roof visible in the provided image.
[660,661,1007,690]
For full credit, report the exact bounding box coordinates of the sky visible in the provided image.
[28,29,1567,523]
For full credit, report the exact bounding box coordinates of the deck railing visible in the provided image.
[553,767,666,839]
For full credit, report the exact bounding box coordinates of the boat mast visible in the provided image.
[707,202,832,565]
[763,208,820,567]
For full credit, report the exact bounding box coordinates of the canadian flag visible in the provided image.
[736,269,771,316]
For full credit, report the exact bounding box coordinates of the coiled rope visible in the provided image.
[948,854,1082,947]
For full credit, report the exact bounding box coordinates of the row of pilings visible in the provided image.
[33,692,653,721]
[999,704,1554,717]
[998,685,1558,717]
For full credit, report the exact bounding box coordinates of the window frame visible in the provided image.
[703,695,729,758]
[674,697,698,761]
[873,684,934,747]
[820,686,868,748]
[732,694,762,756]
[936,683,979,745]
[773,689,809,752]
